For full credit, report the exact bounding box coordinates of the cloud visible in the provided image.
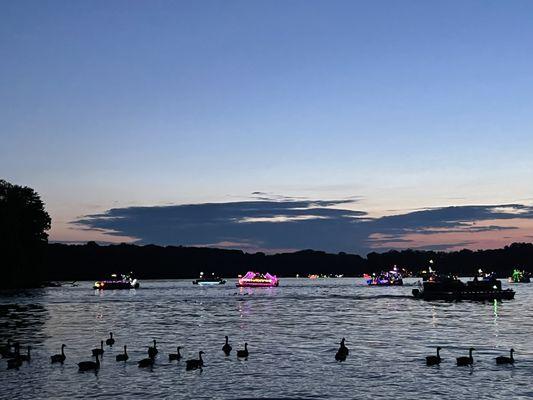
[72,200,533,254]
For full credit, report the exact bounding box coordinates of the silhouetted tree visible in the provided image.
[0,179,51,288]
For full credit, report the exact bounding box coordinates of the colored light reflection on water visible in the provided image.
[0,278,532,399]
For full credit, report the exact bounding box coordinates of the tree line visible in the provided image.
[43,241,533,281]
[2,178,532,288]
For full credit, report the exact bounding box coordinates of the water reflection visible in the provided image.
[0,302,48,344]
[0,279,531,400]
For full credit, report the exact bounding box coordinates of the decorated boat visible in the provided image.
[412,272,515,301]
[236,271,279,287]
[508,269,531,283]
[193,272,226,285]
[94,273,139,290]
[364,266,403,286]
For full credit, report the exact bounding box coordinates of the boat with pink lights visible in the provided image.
[236,271,279,287]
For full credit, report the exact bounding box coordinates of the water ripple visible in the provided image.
[0,278,531,399]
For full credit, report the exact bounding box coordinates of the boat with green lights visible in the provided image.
[508,269,531,283]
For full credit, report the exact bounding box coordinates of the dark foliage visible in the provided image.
[0,179,51,288]
[43,241,533,281]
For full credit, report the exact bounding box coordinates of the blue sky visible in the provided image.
[1,1,533,253]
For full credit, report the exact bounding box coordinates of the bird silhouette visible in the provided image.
[148,339,158,358]
[169,346,182,361]
[78,354,100,372]
[51,344,66,364]
[186,351,204,370]
[106,332,115,346]
[237,343,248,358]
[426,347,442,366]
[222,336,232,356]
[116,345,128,362]
[456,348,475,366]
[92,341,104,357]
[496,348,514,365]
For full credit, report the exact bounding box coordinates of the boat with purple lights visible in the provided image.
[94,273,139,290]
[236,271,279,287]
[364,267,403,286]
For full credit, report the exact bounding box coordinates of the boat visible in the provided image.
[236,271,279,287]
[94,273,139,290]
[364,266,403,286]
[412,272,515,301]
[192,272,226,285]
[508,269,531,283]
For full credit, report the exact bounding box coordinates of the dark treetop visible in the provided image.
[0,179,51,288]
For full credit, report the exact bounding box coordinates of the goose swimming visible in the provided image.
[222,336,232,356]
[106,332,115,346]
[338,338,349,356]
[186,351,204,370]
[92,341,104,357]
[78,355,100,372]
[138,355,154,368]
[116,345,128,362]
[426,347,442,366]
[51,344,66,364]
[169,346,182,361]
[148,339,158,358]
[237,343,248,358]
[456,347,475,366]
[496,348,514,365]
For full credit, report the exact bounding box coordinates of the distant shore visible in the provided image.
[42,241,533,282]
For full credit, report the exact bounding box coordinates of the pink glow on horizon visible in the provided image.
[370,218,533,252]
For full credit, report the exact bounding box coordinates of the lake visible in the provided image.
[1,278,532,399]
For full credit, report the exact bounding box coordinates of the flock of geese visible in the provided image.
[425,346,515,366]
[0,333,248,372]
[333,339,516,367]
[1,335,516,372]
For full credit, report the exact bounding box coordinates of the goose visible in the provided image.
[106,332,115,346]
[169,346,182,361]
[148,339,158,358]
[335,348,347,362]
[456,347,475,366]
[7,357,22,370]
[426,346,442,366]
[237,343,249,358]
[338,338,349,356]
[138,355,154,368]
[116,345,128,362]
[51,344,66,364]
[92,341,104,357]
[496,348,514,365]
[78,354,100,372]
[18,346,31,362]
[0,339,12,358]
[186,351,204,370]
[222,336,232,355]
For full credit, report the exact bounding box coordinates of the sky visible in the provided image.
[1,0,533,254]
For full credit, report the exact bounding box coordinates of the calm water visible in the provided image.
[1,278,532,399]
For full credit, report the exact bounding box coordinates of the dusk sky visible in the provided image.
[2,1,533,254]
